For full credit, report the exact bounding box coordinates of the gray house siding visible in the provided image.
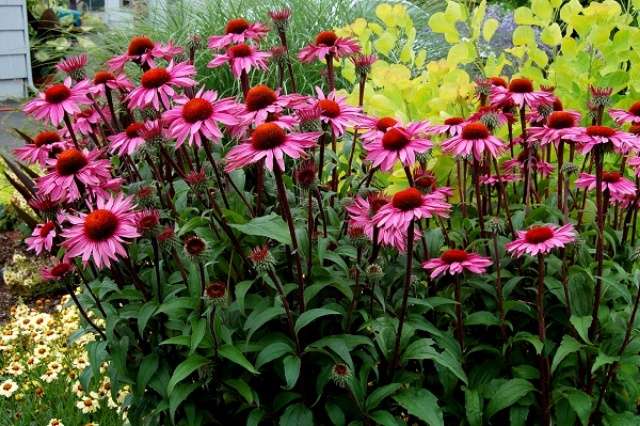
[0,0,33,100]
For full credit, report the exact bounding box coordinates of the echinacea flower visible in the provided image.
[467,106,511,131]
[490,78,554,110]
[208,18,269,50]
[351,53,377,76]
[269,9,292,29]
[128,61,196,110]
[91,71,134,96]
[298,30,360,63]
[13,130,69,166]
[242,84,305,125]
[26,221,56,255]
[441,122,506,160]
[37,148,112,202]
[207,44,271,78]
[108,122,148,156]
[373,187,451,233]
[575,171,636,197]
[107,36,182,71]
[314,87,365,137]
[360,116,401,142]
[363,122,432,171]
[41,261,73,281]
[428,117,466,136]
[505,224,576,257]
[224,122,321,172]
[503,151,554,177]
[72,106,110,136]
[346,192,389,240]
[163,88,239,148]
[422,249,492,279]
[609,101,640,125]
[56,54,88,80]
[61,194,139,269]
[480,173,521,186]
[23,78,91,125]
[627,156,640,177]
[573,125,638,154]
[527,110,582,146]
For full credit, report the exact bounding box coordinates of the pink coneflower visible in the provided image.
[269,9,292,28]
[128,61,196,110]
[208,18,269,50]
[360,116,401,142]
[422,249,492,279]
[609,102,640,125]
[346,192,389,240]
[441,122,506,160]
[61,194,139,268]
[41,261,73,281]
[314,87,365,137]
[363,123,432,171]
[13,130,69,166]
[467,106,511,130]
[107,36,183,71]
[505,224,576,257]
[480,173,521,186]
[37,148,111,202]
[72,106,110,136]
[627,156,640,177]
[610,192,640,208]
[207,44,271,78]
[351,53,377,76]
[242,85,305,125]
[56,54,88,79]
[224,122,321,172]
[23,78,91,125]
[373,187,451,232]
[135,209,160,234]
[90,71,134,96]
[491,78,554,110]
[90,177,124,200]
[163,88,239,148]
[527,111,582,146]
[503,151,554,177]
[108,122,148,156]
[575,171,636,197]
[298,30,360,63]
[574,125,638,154]
[428,117,466,136]
[25,221,56,255]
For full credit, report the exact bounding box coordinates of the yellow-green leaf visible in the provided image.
[514,7,537,25]
[374,32,396,55]
[513,25,536,46]
[483,18,499,41]
[541,23,562,46]
[532,0,553,23]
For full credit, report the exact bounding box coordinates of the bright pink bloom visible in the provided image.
[25,221,56,255]
[163,88,239,148]
[61,194,139,269]
[207,44,271,78]
[208,18,269,49]
[627,156,640,177]
[573,125,638,154]
[314,87,365,137]
[107,36,183,71]
[224,122,321,172]
[527,110,582,146]
[610,192,640,208]
[91,71,134,96]
[346,193,389,240]
[467,106,511,130]
[422,249,492,279]
[13,130,69,167]
[242,85,306,125]
[56,54,88,77]
[128,61,196,110]
[37,148,111,202]
[503,152,554,177]
[505,224,576,257]
[490,78,555,110]
[108,122,149,156]
[441,122,506,160]
[298,31,360,63]
[575,171,636,197]
[609,102,640,125]
[363,122,432,171]
[23,77,91,125]
[480,173,521,186]
[72,106,110,136]
[428,117,466,136]
[373,187,451,232]
[359,116,402,143]
[41,261,73,281]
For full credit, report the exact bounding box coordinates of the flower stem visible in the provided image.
[472,157,486,238]
[557,140,565,211]
[454,274,464,351]
[277,29,297,92]
[589,146,605,340]
[492,234,508,340]
[325,54,335,92]
[345,247,363,330]
[64,280,106,340]
[389,219,415,376]
[273,163,306,311]
[536,254,551,426]
[240,70,250,98]
[63,112,80,149]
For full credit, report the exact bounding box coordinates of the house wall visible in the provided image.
[0,0,33,100]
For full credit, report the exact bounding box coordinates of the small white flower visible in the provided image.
[0,379,18,398]
[40,370,59,383]
[47,419,65,426]
[6,361,24,376]
[76,396,100,413]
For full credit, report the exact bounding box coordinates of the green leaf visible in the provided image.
[565,388,592,426]
[190,318,207,355]
[465,388,482,426]
[366,383,402,411]
[294,308,341,335]
[393,388,444,426]
[225,378,254,404]
[400,342,467,384]
[247,409,265,426]
[256,342,294,369]
[486,379,535,418]
[570,315,592,343]
[513,332,544,355]
[541,23,562,46]
[219,344,259,374]
[325,401,345,426]
[483,18,499,41]
[591,352,618,374]
[279,403,313,426]
[244,306,285,340]
[229,213,291,245]
[283,355,301,390]
[167,354,209,395]
[552,335,583,373]
[169,382,199,421]
[369,410,402,426]
[465,311,500,327]
[136,353,159,396]
[137,301,157,336]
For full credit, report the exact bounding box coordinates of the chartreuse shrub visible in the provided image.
[8,1,640,425]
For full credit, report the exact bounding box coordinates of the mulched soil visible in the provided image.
[0,231,23,322]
